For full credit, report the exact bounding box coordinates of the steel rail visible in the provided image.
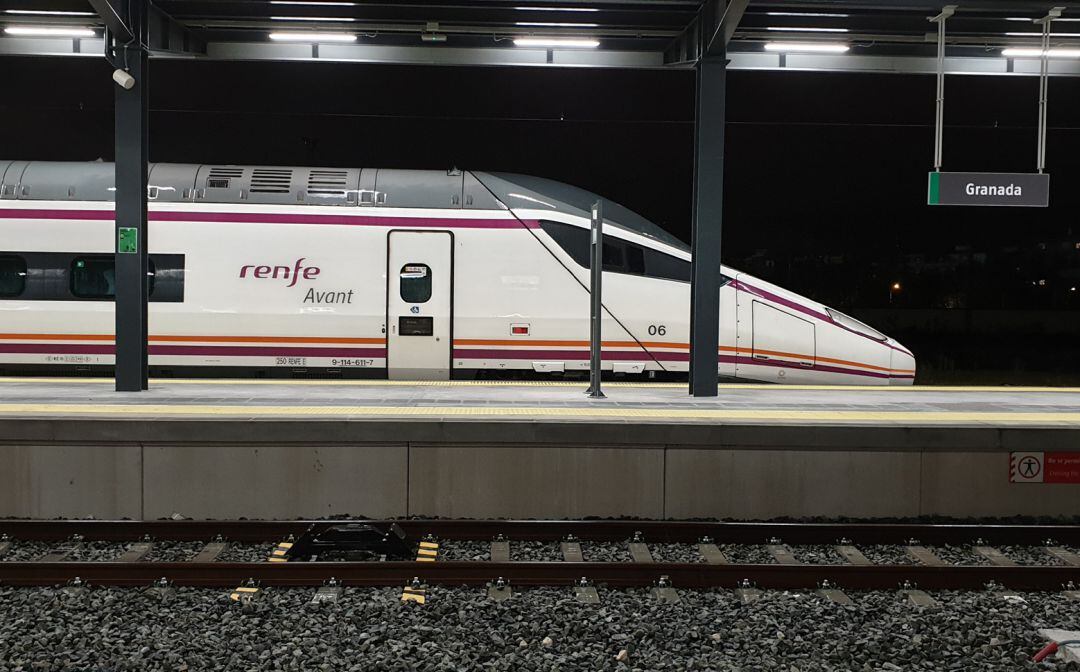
[0,561,1078,590]
[1,519,1079,545]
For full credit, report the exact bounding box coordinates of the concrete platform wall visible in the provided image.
[1,437,1076,519]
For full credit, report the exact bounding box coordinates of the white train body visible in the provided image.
[0,161,915,384]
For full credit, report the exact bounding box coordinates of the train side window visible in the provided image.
[601,240,624,269]
[539,220,590,267]
[644,249,691,283]
[71,256,157,300]
[623,242,646,274]
[400,264,432,303]
[71,256,116,299]
[539,220,732,285]
[0,255,27,297]
[602,239,646,275]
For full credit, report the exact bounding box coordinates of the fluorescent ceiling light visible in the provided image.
[1006,32,1080,37]
[268,31,356,42]
[5,9,96,16]
[515,6,599,11]
[1002,47,1080,57]
[271,16,357,22]
[270,1,357,5]
[3,26,95,37]
[765,41,850,53]
[766,12,849,18]
[513,37,599,48]
[516,21,599,27]
[1007,16,1080,22]
[765,26,849,33]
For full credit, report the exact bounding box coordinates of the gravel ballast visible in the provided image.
[0,585,1077,671]
[143,541,206,563]
[859,545,919,566]
[511,541,562,562]
[929,545,993,566]
[216,543,277,563]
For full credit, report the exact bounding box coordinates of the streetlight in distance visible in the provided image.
[889,281,902,305]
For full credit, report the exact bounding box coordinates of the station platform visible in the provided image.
[0,378,1077,521]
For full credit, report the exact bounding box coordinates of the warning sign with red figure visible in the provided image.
[1010,452,1080,483]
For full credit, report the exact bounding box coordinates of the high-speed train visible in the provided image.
[0,160,915,384]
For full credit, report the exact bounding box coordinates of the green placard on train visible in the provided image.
[118,227,138,254]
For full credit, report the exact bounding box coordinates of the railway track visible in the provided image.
[1,519,1079,592]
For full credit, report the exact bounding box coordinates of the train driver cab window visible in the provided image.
[0,255,27,297]
[71,256,156,300]
[399,264,432,303]
[603,238,646,275]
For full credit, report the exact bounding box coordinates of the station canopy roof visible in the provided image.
[4,1,1080,74]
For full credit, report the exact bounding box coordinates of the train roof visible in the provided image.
[0,160,505,210]
[0,160,687,252]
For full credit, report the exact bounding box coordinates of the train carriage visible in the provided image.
[0,160,915,384]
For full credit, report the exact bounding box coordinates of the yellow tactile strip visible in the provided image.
[0,403,1077,425]
[0,377,1079,393]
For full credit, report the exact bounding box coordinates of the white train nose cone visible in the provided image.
[890,344,916,385]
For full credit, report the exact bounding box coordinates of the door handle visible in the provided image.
[753,354,770,360]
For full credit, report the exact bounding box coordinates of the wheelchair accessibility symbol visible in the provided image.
[1009,452,1044,483]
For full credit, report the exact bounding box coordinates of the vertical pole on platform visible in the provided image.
[112,0,150,392]
[688,51,726,398]
[587,200,605,399]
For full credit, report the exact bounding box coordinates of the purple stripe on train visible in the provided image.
[0,208,536,230]
[454,348,912,380]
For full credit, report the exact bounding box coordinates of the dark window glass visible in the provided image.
[400,263,432,303]
[539,220,735,285]
[625,244,646,274]
[602,240,623,269]
[645,249,691,283]
[71,256,156,299]
[0,255,27,298]
[148,254,185,303]
[540,220,590,267]
[601,239,646,275]
[71,256,116,299]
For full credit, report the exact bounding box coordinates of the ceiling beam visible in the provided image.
[720,0,750,47]
[85,0,206,56]
[664,0,748,65]
[86,0,134,43]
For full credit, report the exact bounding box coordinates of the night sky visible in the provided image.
[3,56,1079,382]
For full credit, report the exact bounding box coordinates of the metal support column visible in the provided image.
[688,52,726,397]
[586,200,605,399]
[109,1,150,391]
[929,6,955,172]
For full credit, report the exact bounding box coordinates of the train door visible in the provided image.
[386,230,453,380]
[747,301,816,381]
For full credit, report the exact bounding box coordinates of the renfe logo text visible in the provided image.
[239,258,321,288]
